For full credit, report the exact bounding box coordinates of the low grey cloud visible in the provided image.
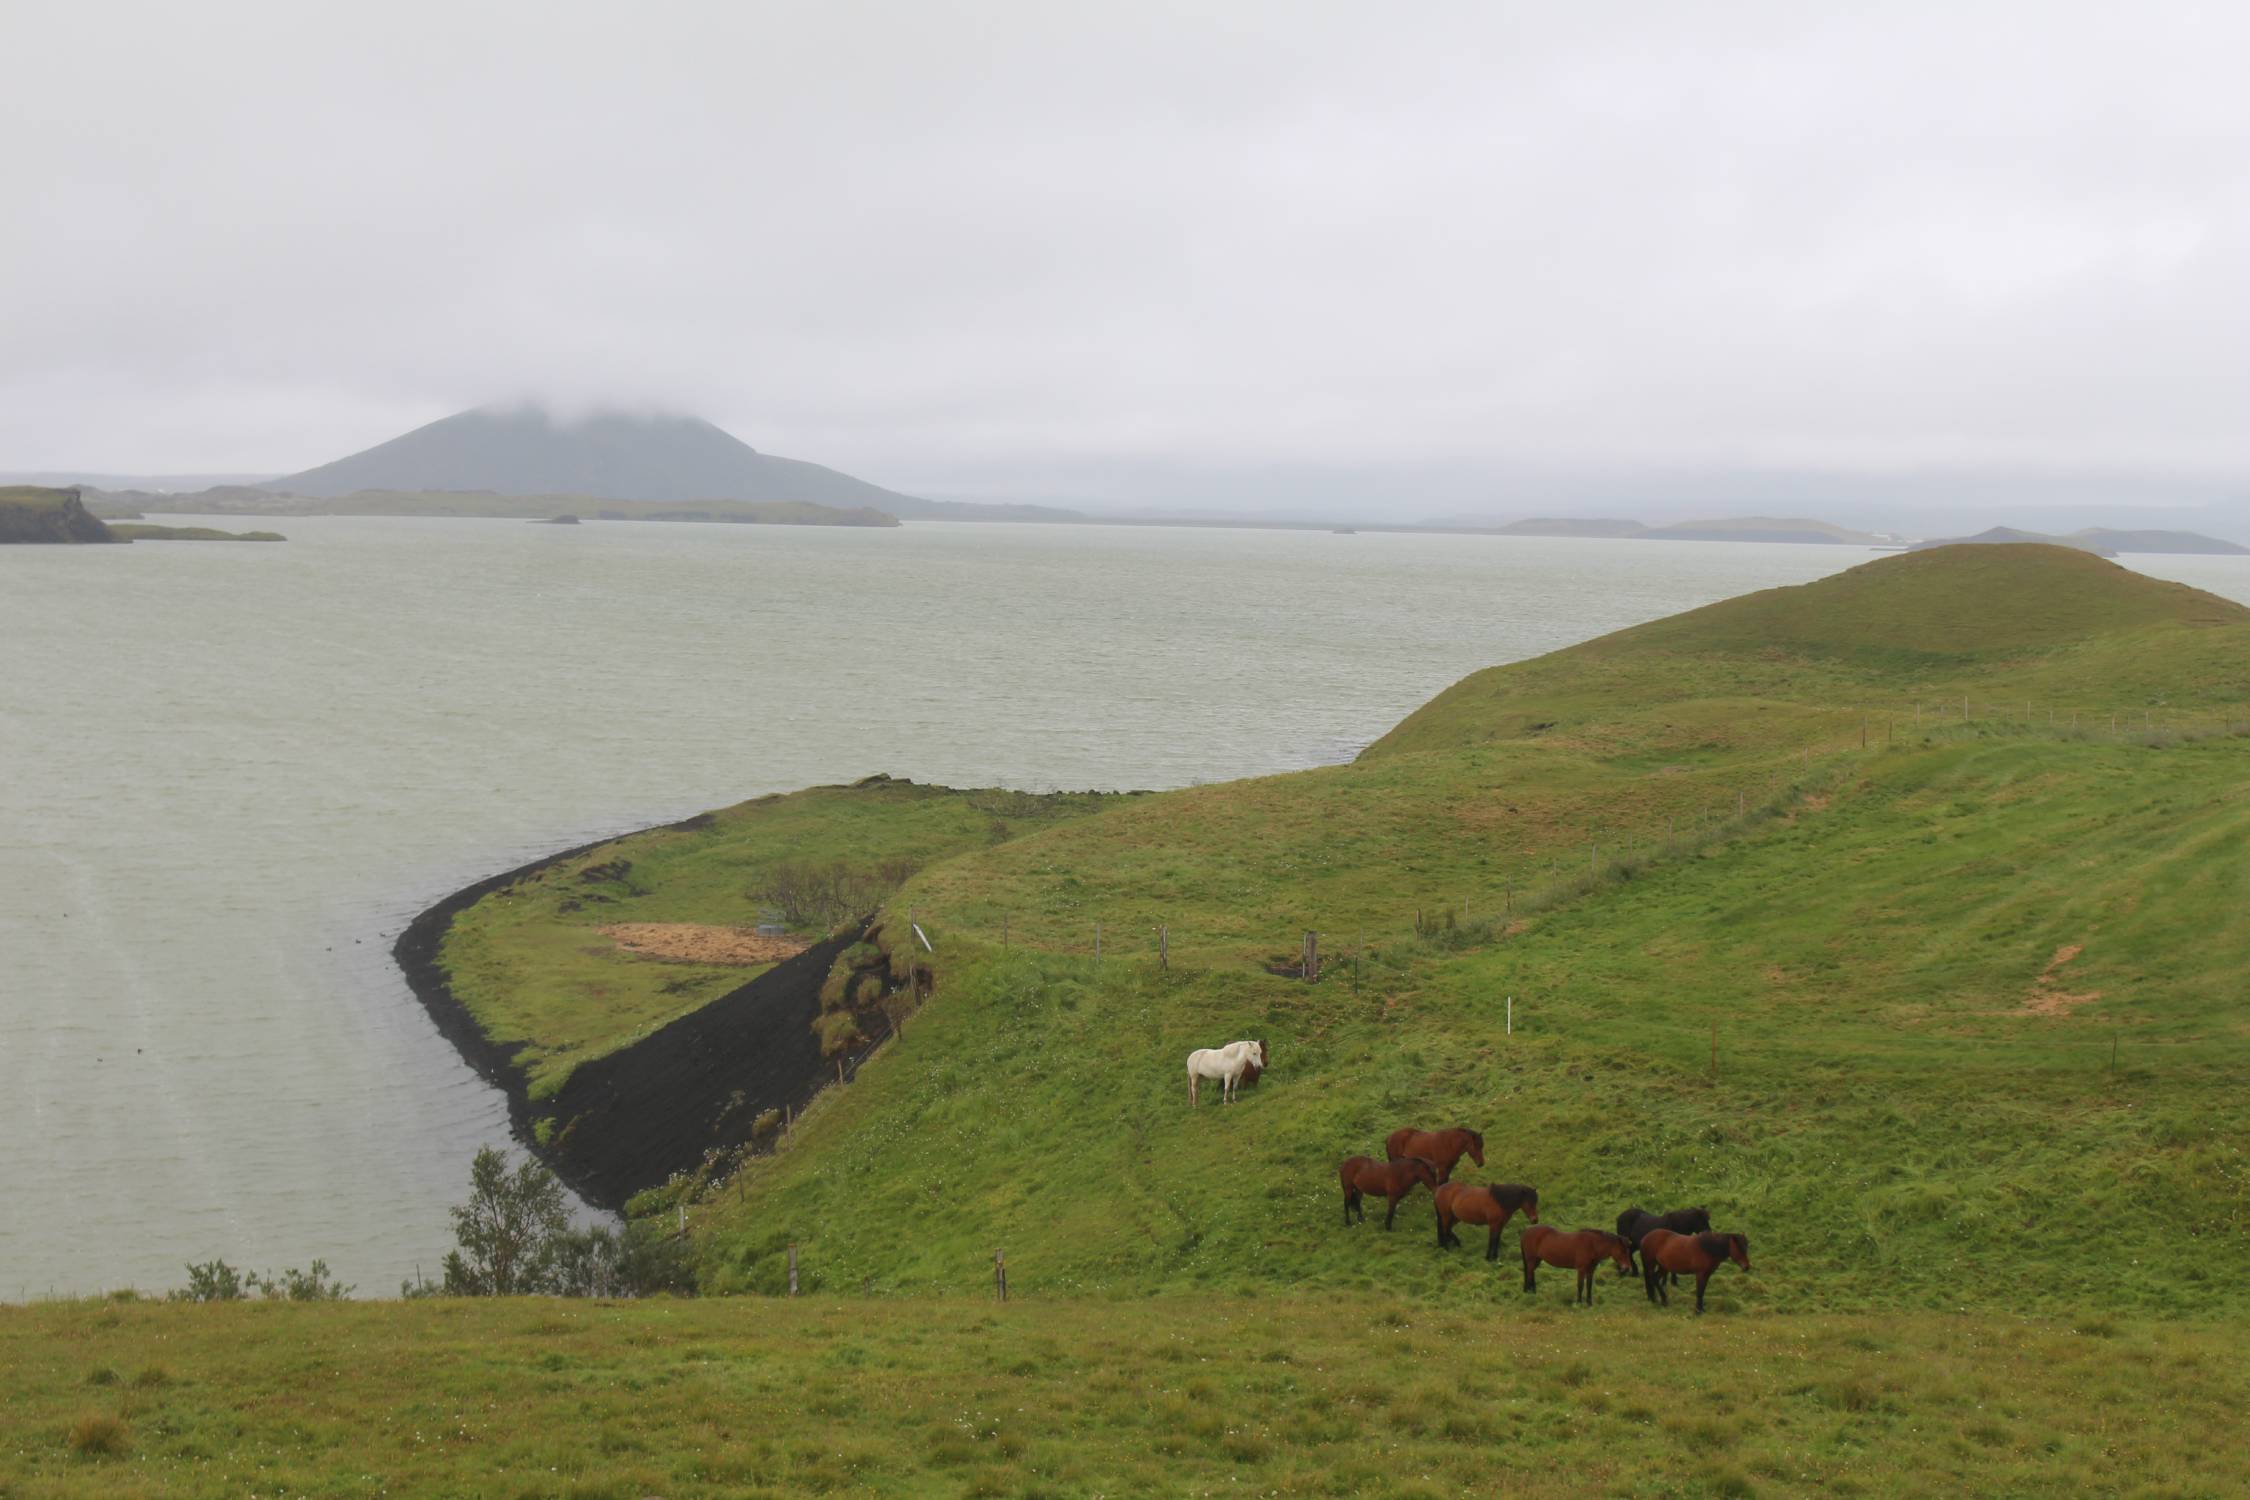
[5,1,2246,516]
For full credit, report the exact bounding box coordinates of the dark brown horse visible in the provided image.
[1433,1182,1540,1260]
[1615,1205,1711,1278]
[1520,1226,1634,1305]
[1339,1155,1439,1229]
[1639,1229,1751,1313]
[1384,1126,1484,1183]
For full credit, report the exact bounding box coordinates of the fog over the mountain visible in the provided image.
[6,2,2248,525]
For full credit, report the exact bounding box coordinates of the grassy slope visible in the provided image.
[692,549,2250,1314]
[438,779,1123,1095]
[698,737,2248,1312]
[9,1297,2245,1499]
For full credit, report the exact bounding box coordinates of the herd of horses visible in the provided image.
[1337,1124,1752,1312]
[1185,1045,1751,1311]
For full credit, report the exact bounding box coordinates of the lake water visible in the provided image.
[4,519,2244,1297]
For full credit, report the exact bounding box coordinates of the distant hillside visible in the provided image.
[1639,515,1885,544]
[269,406,1080,523]
[0,485,115,543]
[89,486,898,528]
[2069,527,2247,556]
[1425,515,1883,543]
[1907,526,2116,557]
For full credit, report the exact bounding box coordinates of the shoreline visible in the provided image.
[391,828,630,1205]
[391,810,876,1212]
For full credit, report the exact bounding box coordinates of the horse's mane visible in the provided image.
[1694,1232,1742,1259]
[1460,1126,1483,1149]
[1491,1183,1537,1210]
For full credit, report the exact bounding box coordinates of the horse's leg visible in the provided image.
[1694,1270,1710,1314]
[1486,1221,1501,1262]
[1383,1191,1399,1230]
[1434,1206,1449,1248]
[1646,1262,1666,1305]
[1521,1247,1536,1294]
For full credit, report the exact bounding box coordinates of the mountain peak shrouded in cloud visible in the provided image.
[276,406,916,508]
[4,6,2248,510]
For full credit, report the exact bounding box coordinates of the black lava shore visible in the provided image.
[393,823,870,1212]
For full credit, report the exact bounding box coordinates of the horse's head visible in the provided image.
[1727,1233,1751,1273]
[1405,1156,1440,1188]
[1462,1128,1484,1167]
[1255,1039,1269,1070]
[1682,1206,1712,1234]
[1510,1185,1539,1223]
[1603,1232,1635,1272]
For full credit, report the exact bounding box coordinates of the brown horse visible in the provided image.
[1639,1229,1750,1313]
[1433,1182,1540,1260]
[1339,1155,1440,1229]
[1615,1204,1712,1279]
[1384,1126,1484,1183]
[1520,1226,1634,1305]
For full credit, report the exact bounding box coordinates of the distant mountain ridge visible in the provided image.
[270,407,1079,523]
[1421,515,1887,544]
[1901,526,2248,558]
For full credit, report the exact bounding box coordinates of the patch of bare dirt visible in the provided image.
[2023,942,2102,1016]
[599,923,809,966]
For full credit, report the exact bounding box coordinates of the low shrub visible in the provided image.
[66,1411,129,1456]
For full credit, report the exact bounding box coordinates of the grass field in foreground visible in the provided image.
[7,1296,2245,1498]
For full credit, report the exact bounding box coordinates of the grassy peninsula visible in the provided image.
[437,779,1125,1098]
[12,543,2249,1496]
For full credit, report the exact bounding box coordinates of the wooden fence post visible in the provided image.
[1303,931,1320,983]
[788,1243,799,1297]
[1506,996,1512,1036]
[1159,924,1168,970]
[994,1249,1008,1302]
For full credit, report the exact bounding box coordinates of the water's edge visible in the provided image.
[391,811,876,1213]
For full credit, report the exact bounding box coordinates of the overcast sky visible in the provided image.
[6,2,2248,516]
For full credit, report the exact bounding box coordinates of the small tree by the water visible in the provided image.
[428,1146,697,1297]
[442,1146,570,1295]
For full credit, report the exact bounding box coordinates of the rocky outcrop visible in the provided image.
[0,486,116,543]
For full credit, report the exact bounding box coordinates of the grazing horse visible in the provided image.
[1186,1040,1267,1105]
[1339,1155,1439,1229]
[1384,1126,1484,1183]
[1520,1227,1634,1305]
[1639,1230,1751,1313]
[1614,1205,1712,1278]
[1433,1182,1540,1260]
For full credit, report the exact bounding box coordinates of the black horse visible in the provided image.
[1615,1205,1711,1279]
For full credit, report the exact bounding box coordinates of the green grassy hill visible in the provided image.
[681,547,2249,1318]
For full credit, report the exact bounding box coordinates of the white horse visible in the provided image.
[1186,1039,1267,1105]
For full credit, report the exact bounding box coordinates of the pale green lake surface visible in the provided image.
[3,517,2243,1296]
